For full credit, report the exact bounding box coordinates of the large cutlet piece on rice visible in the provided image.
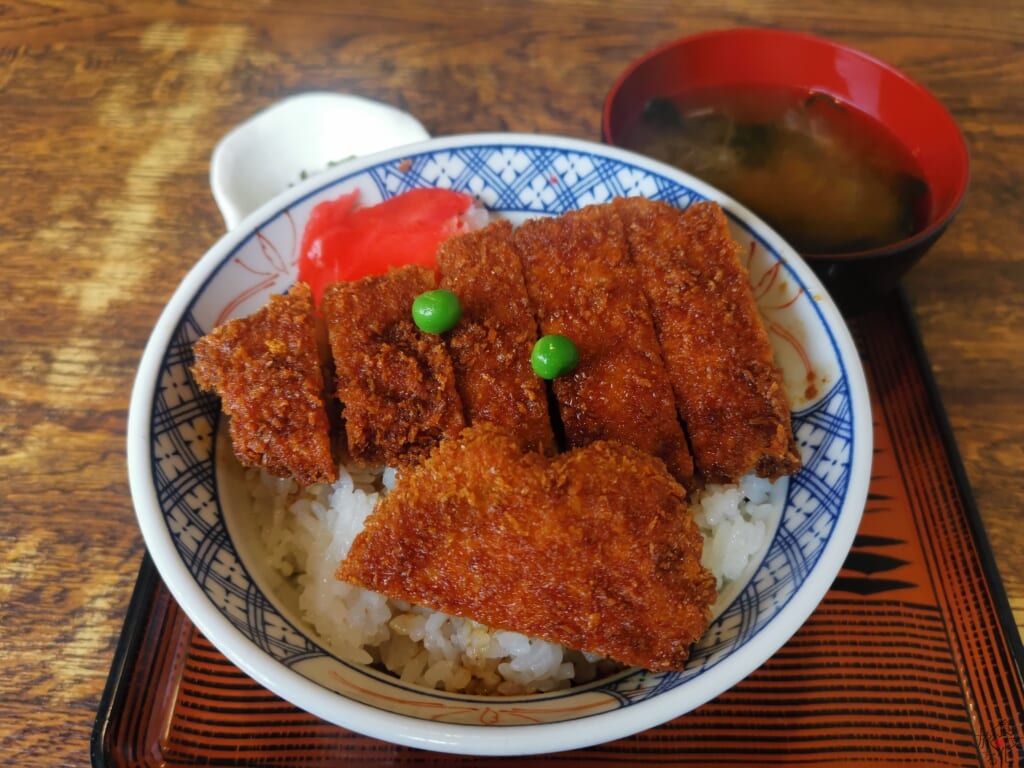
[321,265,465,468]
[437,220,555,455]
[191,282,336,487]
[615,197,802,484]
[337,423,716,671]
[513,204,695,486]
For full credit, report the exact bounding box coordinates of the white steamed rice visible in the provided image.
[245,460,780,694]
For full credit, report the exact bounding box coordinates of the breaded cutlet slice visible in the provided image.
[191,282,336,487]
[437,220,555,455]
[321,265,465,468]
[615,197,802,484]
[513,204,695,487]
[337,423,716,672]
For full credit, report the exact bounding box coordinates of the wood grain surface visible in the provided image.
[1,1,1020,765]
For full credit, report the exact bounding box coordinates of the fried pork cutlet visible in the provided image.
[437,220,555,455]
[191,282,336,487]
[321,265,465,468]
[615,197,802,484]
[514,204,695,487]
[337,423,716,671]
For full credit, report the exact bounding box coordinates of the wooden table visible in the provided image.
[2,2,1021,764]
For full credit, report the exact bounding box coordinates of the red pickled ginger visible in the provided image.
[298,188,475,304]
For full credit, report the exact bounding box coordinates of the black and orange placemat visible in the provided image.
[93,291,1024,767]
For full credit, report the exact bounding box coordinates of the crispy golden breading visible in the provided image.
[437,220,555,455]
[191,282,336,486]
[321,265,465,468]
[337,423,716,671]
[514,204,695,487]
[615,197,802,484]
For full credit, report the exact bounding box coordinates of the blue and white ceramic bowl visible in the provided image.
[128,133,872,756]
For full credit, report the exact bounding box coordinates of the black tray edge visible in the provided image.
[896,285,1024,679]
[91,553,160,768]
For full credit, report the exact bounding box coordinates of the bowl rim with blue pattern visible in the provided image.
[128,132,872,756]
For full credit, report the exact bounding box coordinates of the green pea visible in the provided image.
[412,289,462,334]
[531,334,579,379]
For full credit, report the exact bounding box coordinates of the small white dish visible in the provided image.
[209,92,429,230]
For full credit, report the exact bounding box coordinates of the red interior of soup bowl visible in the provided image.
[602,28,970,311]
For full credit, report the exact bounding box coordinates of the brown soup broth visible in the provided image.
[623,84,930,255]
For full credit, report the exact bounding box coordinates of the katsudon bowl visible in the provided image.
[128,133,872,756]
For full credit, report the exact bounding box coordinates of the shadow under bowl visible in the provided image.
[602,27,970,314]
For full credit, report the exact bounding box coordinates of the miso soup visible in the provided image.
[622,84,930,255]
